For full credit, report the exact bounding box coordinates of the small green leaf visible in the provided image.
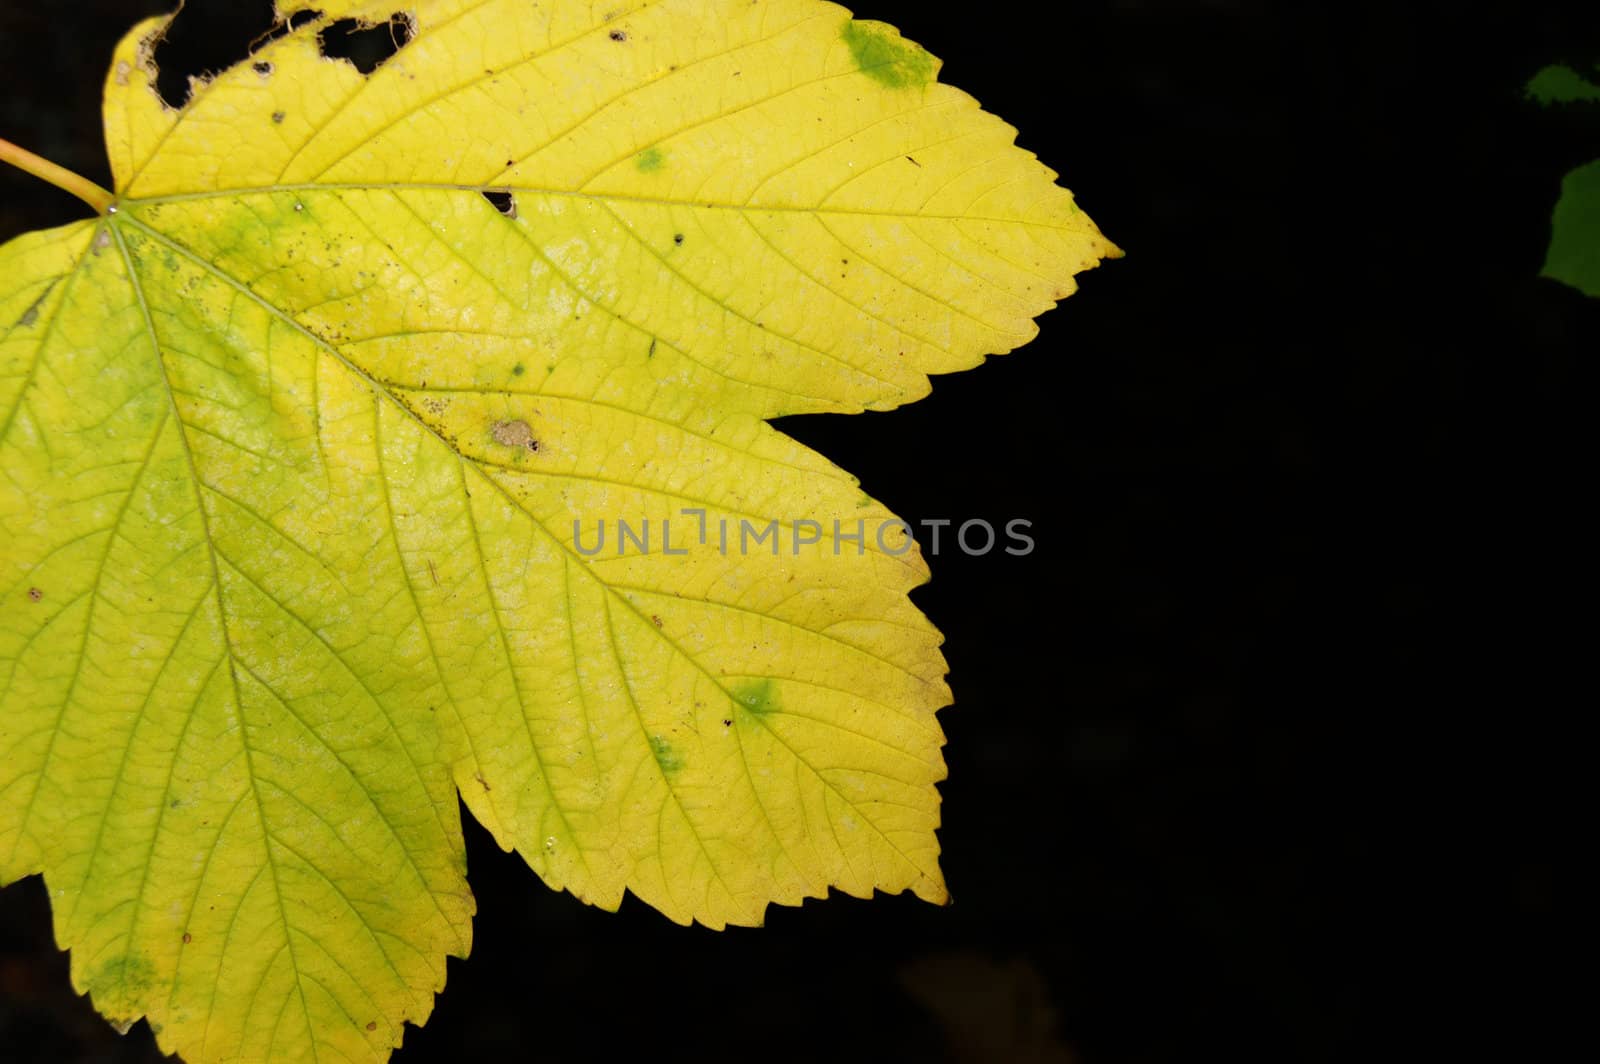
[1525,63,1600,106]
[1526,62,1600,296]
[1543,158,1600,296]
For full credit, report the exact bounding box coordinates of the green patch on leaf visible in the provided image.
[649,734,684,775]
[842,19,937,90]
[88,953,158,1003]
[732,677,781,716]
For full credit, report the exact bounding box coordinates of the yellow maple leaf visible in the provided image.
[0,2,1117,1060]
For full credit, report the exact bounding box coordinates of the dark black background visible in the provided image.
[0,1,1588,1061]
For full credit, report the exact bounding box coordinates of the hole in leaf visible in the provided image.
[151,1,311,109]
[481,190,518,218]
[318,13,415,75]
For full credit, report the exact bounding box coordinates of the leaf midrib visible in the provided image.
[122,182,1087,232]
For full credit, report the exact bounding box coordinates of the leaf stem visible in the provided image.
[0,137,115,214]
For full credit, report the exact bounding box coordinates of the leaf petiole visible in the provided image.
[0,136,115,214]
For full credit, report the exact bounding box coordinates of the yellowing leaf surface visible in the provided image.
[0,2,1117,1061]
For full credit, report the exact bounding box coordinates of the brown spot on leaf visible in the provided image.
[14,280,55,329]
[272,110,286,123]
[475,773,492,791]
[27,588,43,602]
[182,932,191,944]
[609,29,628,42]
[491,418,538,452]
[366,1021,378,1032]
[115,60,132,86]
